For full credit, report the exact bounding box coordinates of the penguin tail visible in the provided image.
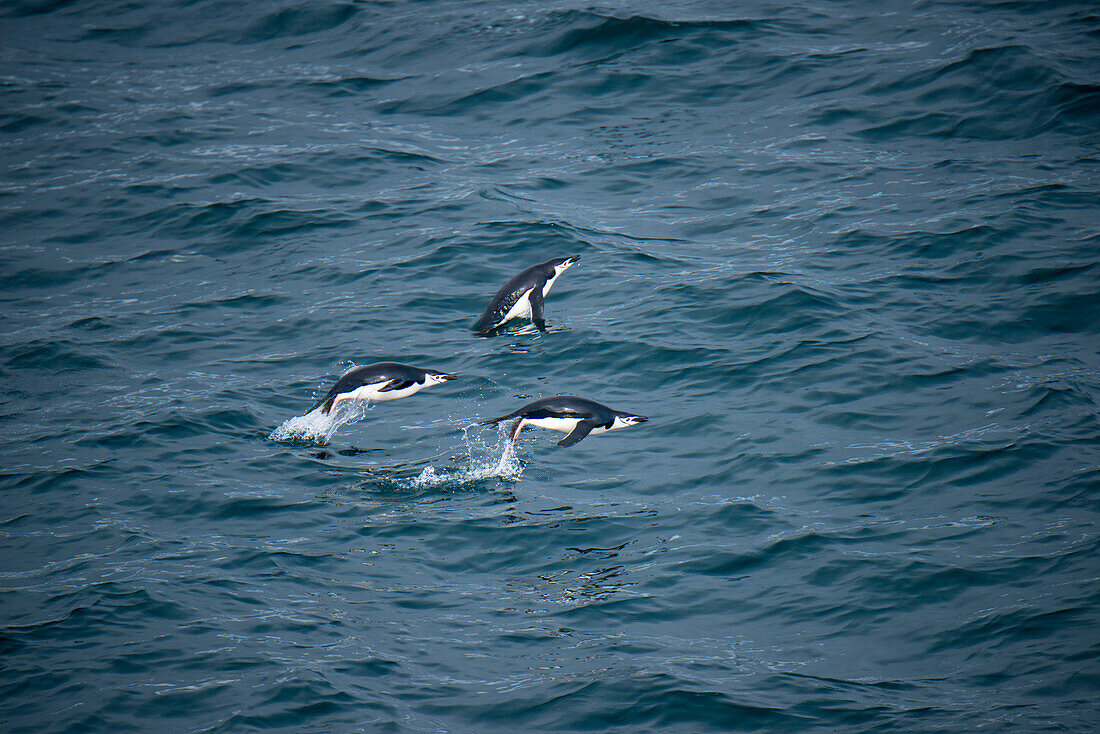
[309,394,337,415]
[479,409,520,427]
[508,419,525,441]
[473,311,503,336]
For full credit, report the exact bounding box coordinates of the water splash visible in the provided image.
[405,423,523,489]
[269,401,372,444]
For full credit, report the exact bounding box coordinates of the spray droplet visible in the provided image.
[404,423,523,489]
[269,401,373,444]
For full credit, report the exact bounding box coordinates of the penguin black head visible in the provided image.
[424,370,457,385]
[612,412,648,429]
[550,255,580,271]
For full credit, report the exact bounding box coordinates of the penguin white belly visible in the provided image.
[503,288,535,322]
[345,384,385,401]
[369,382,424,402]
[339,381,423,404]
[525,416,582,434]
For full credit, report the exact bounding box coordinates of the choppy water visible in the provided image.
[2,1,1099,731]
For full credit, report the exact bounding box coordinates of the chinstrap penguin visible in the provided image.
[480,395,648,447]
[309,362,456,415]
[473,255,579,334]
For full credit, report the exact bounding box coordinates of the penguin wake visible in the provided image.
[269,402,372,444]
[404,423,523,489]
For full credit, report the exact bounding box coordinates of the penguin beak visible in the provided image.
[565,255,580,267]
[431,373,457,383]
[628,415,648,424]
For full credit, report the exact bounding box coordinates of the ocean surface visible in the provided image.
[2,1,1098,731]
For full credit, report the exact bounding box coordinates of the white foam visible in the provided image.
[269,401,372,444]
[406,423,523,489]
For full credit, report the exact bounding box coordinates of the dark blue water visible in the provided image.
[2,1,1098,731]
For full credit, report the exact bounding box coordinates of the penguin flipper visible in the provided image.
[557,420,596,447]
[379,379,416,392]
[530,286,545,328]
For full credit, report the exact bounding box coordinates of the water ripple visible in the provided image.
[1,0,1098,732]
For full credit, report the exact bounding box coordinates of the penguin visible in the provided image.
[480,395,648,447]
[309,362,456,415]
[473,255,579,334]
